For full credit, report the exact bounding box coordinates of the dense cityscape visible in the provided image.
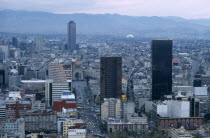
[1,8,210,138]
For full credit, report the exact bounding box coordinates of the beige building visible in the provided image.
[101,98,121,119]
[48,63,66,82]
[63,119,84,136]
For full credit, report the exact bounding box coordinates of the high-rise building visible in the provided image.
[48,62,72,82]
[151,40,172,100]
[0,45,9,61]
[67,21,77,51]
[35,37,45,52]
[45,80,72,106]
[100,57,122,101]
[12,37,18,47]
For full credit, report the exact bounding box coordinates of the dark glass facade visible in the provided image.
[152,40,172,100]
[67,21,77,51]
[100,57,122,101]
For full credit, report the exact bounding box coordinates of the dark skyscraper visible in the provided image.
[67,21,76,51]
[12,37,18,47]
[100,57,122,101]
[152,40,172,100]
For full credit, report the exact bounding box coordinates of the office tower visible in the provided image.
[45,80,72,106]
[189,97,200,117]
[100,57,122,101]
[12,37,18,47]
[35,37,45,52]
[0,69,6,88]
[48,63,66,82]
[48,62,72,82]
[151,40,172,100]
[67,21,77,51]
[0,45,9,60]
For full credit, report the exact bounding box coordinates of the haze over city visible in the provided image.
[1,0,210,138]
[1,0,210,18]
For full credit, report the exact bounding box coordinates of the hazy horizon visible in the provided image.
[1,0,210,19]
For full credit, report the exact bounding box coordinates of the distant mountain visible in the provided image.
[1,10,210,37]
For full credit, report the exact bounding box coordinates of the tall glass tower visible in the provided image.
[151,40,172,100]
[67,21,76,51]
[100,57,122,102]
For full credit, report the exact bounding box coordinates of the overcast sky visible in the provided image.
[1,0,210,18]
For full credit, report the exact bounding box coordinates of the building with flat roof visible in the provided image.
[151,40,172,100]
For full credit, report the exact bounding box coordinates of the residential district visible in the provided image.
[0,21,210,138]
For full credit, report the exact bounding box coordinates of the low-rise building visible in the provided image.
[168,126,193,138]
[68,129,86,138]
[106,119,148,133]
[25,110,57,133]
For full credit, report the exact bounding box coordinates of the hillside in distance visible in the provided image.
[1,10,210,38]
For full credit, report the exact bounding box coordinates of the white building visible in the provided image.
[166,100,190,118]
[68,129,86,138]
[45,80,71,106]
[9,91,21,99]
[61,91,75,101]
[169,126,193,138]
[32,101,45,110]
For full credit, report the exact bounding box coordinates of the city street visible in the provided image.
[73,81,103,136]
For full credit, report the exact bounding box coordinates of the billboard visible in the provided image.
[121,95,127,102]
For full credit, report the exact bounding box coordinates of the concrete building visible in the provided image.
[72,60,84,80]
[32,101,45,110]
[122,101,135,119]
[168,126,193,138]
[101,98,122,119]
[157,116,203,130]
[5,100,32,119]
[63,119,84,136]
[48,63,66,82]
[61,91,75,101]
[9,69,21,89]
[48,62,72,82]
[25,110,57,133]
[106,117,148,133]
[45,80,71,106]
[0,118,25,138]
[0,45,9,60]
[68,129,86,138]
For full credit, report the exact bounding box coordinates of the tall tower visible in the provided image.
[67,21,76,51]
[100,57,122,101]
[151,40,172,100]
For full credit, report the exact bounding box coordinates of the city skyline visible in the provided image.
[1,0,210,19]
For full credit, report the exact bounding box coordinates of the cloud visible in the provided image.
[0,0,210,18]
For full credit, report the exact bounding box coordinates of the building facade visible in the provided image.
[67,21,77,51]
[151,40,172,100]
[100,57,122,101]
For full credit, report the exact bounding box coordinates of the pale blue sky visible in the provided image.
[1,0,210,18]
